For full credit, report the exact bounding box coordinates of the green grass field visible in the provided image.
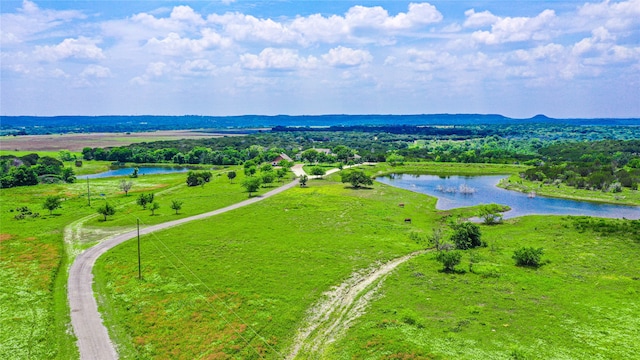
[92,163,640,359]
[2,161,639,359]
[329,215,640,359]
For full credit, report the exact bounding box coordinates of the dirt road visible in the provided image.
[68,179,299,359]
[286,249,429,359]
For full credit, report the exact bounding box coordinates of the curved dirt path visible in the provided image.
[287,249,429,359]
[68,179,299,360]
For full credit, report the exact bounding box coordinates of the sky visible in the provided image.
[1,0,639,118]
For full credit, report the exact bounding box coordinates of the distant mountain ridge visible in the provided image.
[1,114,639,135]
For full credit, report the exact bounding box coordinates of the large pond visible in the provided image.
[376,174,640,219]
[83,166,191,179]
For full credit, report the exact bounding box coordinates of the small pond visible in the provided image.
[83,166,191,179]
[376,174,640,219]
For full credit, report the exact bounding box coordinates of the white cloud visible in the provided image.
[578,0,640,31]
[322,46,372,67]
[208,13,300,44]
[463,9,500,28]
[346,3,442,30]
[145,29,230,55]
[0,0,86,44]
[240,48,318,70]
[80,65,112,78]
[34,37,105,61]
[471,9,556,44]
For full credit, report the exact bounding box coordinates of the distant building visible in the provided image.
[272,153,293,166]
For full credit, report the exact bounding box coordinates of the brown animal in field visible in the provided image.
[404,218,411,223]
[398,203,405,207]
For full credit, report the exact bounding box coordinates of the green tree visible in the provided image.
[301,149,319,164]
[149,202,160,215]
[119,179,133,195]
[386,152,405,166]
[340,169,373,188]
[479,204,504,225]
[261,172,275,186]
[260,163,273,173]
[276,167,288,182]
[242,176,262,197]
[186,171,212,187]
[227,171,236,183]
[310,166,326,177]
[435,250,462,272]
[513,247,544,267]
[97,202,116,221]
[244,166,257,177]
[137,193,154,209]
[42,195,61,215]
[451,222,483,250]
[170,199,183,214]
[299,174,308,187]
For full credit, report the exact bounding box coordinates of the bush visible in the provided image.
[435,250,462,272]
[451,222,483,250]
[512,247,544,267]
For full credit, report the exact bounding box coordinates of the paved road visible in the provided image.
[68,179,299,360]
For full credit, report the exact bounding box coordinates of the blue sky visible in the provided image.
[1,0,638,118]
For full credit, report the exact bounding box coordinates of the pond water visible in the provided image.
[376,174,640,219]
[83,166,191,179]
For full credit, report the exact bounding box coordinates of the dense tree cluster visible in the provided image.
[0,153,75,188]
[522,140,640,191]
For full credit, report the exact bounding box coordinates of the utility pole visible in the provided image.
[86,176,91,206]
[137,219,141,280]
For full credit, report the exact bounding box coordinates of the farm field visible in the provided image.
[0,130,243,152]
[92,167,640,359]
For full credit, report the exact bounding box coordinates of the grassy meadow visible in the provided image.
[1,160,639,359]
[329,215,640,359]
[92,163,640,359]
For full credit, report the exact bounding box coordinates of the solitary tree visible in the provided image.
[310,166,326,178]
[137,193,154,209]
[261,172,275,187]
[260,163,273,173]
[340,170,373,188]
[513,247,544,267]
[435,250,462,272]
[300,174,308,187]
[119,179,133,195]
[149,202,160,215]
[386,153,405,166]
[242,176,262,197]
[170,199,183,214]
[97,202,116,221]
[42,195,61,215]
[227,171,237,183]
[451,222,483,250]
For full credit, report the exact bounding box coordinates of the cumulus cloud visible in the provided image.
[322,46,372,67]
[34,37,105,61]
[471,9,556,44]
[145,29,230,55]
[578,0,640,30]
[240,48,318,70]
[208,13,300,44]
[463,9,500,28]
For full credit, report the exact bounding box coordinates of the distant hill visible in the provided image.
[1,114,639,135]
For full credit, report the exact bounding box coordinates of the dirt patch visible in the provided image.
[0,130,244,152]
[287,249,429,359]
[0,233,12,242]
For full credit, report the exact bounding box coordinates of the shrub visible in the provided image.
[435,250,462,272]
[451,222,483,250]
[512,247,544,267]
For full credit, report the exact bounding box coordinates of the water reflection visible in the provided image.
[376,174,640,219]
